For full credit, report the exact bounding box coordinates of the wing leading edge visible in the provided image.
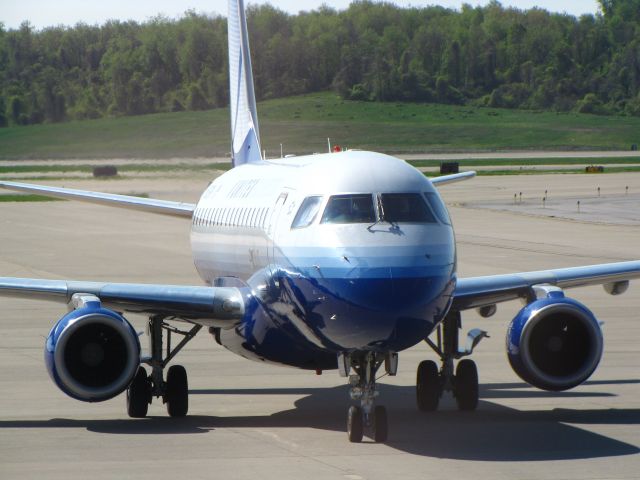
[0,181,195,218]
[453,260,640,311]
[0,277,244,325]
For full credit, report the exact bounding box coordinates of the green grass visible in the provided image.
[0,194,64,202]
[424,166,640,177]
[2,92,640,159]
[409,157,640,168]
[0,163,231,174]
[0,192,149,201]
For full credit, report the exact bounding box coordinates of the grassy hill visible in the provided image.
[2,92,640,160]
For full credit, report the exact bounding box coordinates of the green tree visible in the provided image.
[0,95,8,127]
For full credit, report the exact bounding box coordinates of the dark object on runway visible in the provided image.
[440,162,459,174]
[93,165,118,177]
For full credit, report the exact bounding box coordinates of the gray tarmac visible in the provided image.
[1,171,640,479]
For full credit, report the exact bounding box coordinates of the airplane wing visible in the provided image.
[430,171,476,186]
[453,260,640,310]
[0,180,195,218]
[0,277,244,324]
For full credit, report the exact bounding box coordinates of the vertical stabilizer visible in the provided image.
[228,0,262,167]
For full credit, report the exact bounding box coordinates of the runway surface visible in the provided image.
[1,172,639,479]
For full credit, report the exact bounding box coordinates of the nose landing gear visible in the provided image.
[342,352,393,443]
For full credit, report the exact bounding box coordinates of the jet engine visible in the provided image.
[506,289,603,391]
[44,295,140,402]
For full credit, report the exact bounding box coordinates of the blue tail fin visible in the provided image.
[228,0,262,167]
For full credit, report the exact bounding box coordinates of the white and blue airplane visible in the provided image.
[1,0,640,443]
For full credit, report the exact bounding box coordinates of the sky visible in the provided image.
[2,0,602,30]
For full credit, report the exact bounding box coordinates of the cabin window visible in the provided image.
[423,192,451,225]
[380,193,436,223]
[321,194,375,224]
[261,208,268,229]
[291,196,323,229]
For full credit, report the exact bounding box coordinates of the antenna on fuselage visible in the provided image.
[327,138,331,153]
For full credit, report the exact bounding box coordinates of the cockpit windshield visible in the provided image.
[321,194,375,224]
[380,193,436,223]
[291,196,323,228]
[293,192,443,228]
[423,192,451,225]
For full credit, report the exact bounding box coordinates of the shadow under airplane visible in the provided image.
[1,381,638,461]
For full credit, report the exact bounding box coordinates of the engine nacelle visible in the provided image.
[45,297,140,402]
[506,292,603,391]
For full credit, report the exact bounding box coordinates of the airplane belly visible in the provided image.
[217,309,339,370]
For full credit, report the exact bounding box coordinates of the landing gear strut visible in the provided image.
[417,311,487,412]
[126,315,201,418]
[342,352,393,443]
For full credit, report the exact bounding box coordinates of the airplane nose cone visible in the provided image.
[273,235,456,352]
[324,272,439,311]
[301,267,454,351]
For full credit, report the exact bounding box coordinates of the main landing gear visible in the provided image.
[339,351,397,443]
[126,315,202,418]
[417,311,488,412]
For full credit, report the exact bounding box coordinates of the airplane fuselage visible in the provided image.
[190,151,456,369]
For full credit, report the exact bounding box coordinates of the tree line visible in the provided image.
[1,0,639,127]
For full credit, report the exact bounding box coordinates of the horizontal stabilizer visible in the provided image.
[431,171,476,186]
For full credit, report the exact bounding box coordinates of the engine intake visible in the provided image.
[506,291,603,391]
[45,297,140,402]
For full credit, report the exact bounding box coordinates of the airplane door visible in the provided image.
[267,190,290,269]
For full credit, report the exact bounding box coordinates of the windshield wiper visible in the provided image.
[368,194,397,231]
[367,194,383,231]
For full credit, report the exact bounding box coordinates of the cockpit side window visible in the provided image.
[423,192,451,225]
[380,193,436,223]
[291,196,323,229]
[321,194,375,224]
